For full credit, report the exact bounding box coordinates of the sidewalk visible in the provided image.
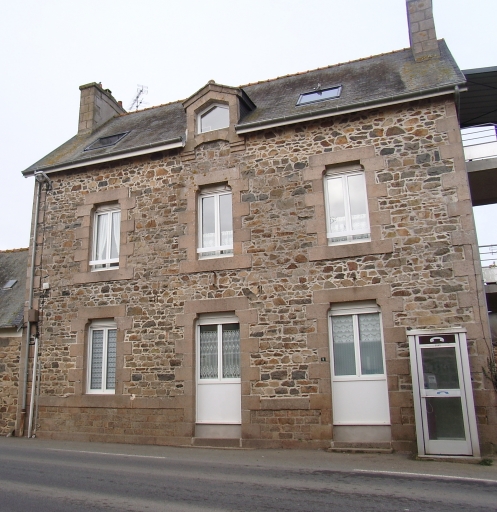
[2,436,496,483]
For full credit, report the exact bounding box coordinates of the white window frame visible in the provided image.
[324,166,370,245]
[329,302,386,382]
[197,185,233,259]
[196,314,241,384]
[197,103,229,134]
[90,205,121,271]
[87,320,117,394]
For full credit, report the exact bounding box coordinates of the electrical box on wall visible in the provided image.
[27,309,39,323]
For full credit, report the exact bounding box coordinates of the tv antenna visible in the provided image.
[128,84,148,111]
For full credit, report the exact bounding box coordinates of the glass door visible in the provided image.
[411,332,478,456]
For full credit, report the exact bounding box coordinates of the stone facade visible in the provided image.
[23,95,497,453]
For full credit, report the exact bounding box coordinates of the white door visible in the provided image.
[196,315,241,424]
[329,302,390,425]
[411,332,479,456]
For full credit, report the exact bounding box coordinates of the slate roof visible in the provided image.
[23,40,465,176]
[0,249,28,330]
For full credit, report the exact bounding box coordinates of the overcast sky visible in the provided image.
[1,0,495,252]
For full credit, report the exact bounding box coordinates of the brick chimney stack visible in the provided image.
[406,0,440,62]
[78,82,126,135]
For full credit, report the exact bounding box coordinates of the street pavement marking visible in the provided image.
[353,469,497,484]
[43,447,497,485]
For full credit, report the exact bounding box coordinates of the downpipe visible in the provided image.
[27,336,39,438]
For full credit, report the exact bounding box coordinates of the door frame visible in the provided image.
[408,328,480,457]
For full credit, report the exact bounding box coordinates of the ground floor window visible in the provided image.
[330,302,385,378]
[87,320,117,394]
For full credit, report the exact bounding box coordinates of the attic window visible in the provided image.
[84,132,129,151]
[2,279,17,290]
[297,86,342,106]
[198,104,229,133]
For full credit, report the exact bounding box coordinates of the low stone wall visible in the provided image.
[0,332,21,435]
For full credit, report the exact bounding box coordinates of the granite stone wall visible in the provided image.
[25,96,496,452]
[0,331,21,435]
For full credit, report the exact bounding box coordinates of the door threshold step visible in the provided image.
[192,438,242,448]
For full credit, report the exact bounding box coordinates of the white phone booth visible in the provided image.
[408,328,480,457]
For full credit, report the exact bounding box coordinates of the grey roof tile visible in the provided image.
[0,249,28,330]
[23,41,464,175]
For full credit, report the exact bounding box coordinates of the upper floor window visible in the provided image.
[324,167,370,245]
[198,186,233,259]
[87,320,117,394]
[198,104,229,133]
[90,205,120,271]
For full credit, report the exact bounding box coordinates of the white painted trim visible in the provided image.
[28,140,185,175]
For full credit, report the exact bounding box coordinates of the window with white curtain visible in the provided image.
[90,205,120,270]
[330,302,385,378]
[197,316,240,382]
[198,186,233,259]
[324,167,370,245]
[87,320,117,394]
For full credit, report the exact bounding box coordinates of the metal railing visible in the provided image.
[480,244,497,284]
[462,124,497,161]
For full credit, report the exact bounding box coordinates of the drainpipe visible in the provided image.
[20,171,51,437]
[27,335,39,438]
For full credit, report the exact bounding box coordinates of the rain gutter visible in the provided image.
[22,136,184,177]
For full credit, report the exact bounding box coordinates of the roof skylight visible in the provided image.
[297,86,342,106]
[84,132,129,151]
[2,279,17,290]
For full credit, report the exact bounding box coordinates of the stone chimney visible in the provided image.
[78,82,126,135]
[406,0,440,62]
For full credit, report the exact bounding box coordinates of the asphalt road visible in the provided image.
[0,438,496,511]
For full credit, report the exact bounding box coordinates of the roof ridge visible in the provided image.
[240,46,412,88]
[119,98,185,117]
[0,248,29,253]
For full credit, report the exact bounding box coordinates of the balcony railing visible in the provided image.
[462,124,497,161]
[480,244,497,284]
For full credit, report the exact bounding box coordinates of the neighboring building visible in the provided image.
[0,249,28,435]
[18,0,496,456]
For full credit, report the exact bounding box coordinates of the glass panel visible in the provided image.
[298,87,341,105]
[199,325,218,379]
[327,176,346,235]
[331,315,356,376]
[90,330,104,390]
[95,213,109,264]
[201,196,216,249]
[421,347,460,389]
[219,193,233,252]
[106,329,117,390]
[426,397,466,440]
[347,174,368,233]
[110,211,120,262]
[358,313,384,375]
[222,323,240,378]
[200,106,229,133]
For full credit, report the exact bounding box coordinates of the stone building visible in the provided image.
[18,0,497,456]
[0,249,28,436]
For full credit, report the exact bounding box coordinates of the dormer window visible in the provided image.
[198,104,229,133]
[297,86,342,106]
